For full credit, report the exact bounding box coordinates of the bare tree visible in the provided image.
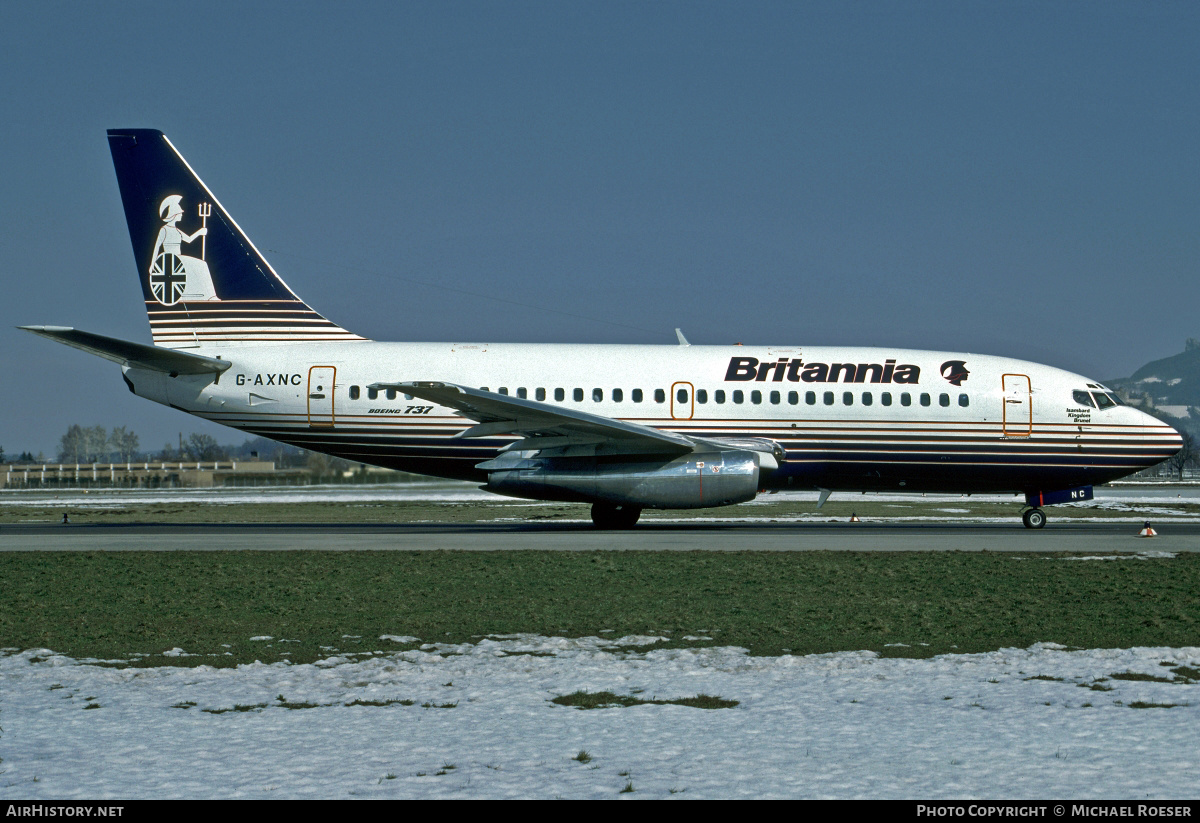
[1165,431,1196,480]
[58,424,85,463]
[84,426,109,462]
[307,452,352,481]
[108,426,140,462]
[307,451,332,480]
[186,433,226,461]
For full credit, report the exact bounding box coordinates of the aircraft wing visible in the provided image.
[368,380,696,455]
[19,326,232,376]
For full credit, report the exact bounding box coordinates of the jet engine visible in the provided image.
[481,449,764,509]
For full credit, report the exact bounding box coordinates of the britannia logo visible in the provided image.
[940,360,970,386]
[148,195,220,305]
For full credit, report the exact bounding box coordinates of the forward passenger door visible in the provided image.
[1002,373,1031,438]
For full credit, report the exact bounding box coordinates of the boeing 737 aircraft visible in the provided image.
[22,130,1183,528]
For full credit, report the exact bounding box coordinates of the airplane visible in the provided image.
[21,129,1183,529]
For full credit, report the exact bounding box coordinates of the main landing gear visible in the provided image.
[591,503,642,529]
[1021,507,1047,529]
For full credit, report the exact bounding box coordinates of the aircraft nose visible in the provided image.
[1140,408,1184,467]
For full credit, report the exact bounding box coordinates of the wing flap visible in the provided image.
[369,380,695,455]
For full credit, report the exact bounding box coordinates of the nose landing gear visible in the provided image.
[1021,507,1047,529]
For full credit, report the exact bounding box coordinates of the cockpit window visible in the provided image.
[1092,392,1115,410]
[1107,392,1124,406]
[1072,390,1095,408]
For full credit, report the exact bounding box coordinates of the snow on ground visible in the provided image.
[2,638,1198,799]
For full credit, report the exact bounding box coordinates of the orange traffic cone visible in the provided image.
[849,513,860,522]
[1138,521,1157,537]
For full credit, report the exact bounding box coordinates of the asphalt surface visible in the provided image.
[2,520,1197,552]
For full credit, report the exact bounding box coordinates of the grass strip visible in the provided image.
[1,550,1198,666]
[551,690,738,709]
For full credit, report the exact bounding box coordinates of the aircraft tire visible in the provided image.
[1022,508,1046,529]
[591,503,642,529]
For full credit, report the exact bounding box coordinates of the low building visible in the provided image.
[2,461,278,489]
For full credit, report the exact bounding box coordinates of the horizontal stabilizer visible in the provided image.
[19,326,231,375]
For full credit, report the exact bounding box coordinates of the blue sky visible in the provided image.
[2,1,1197,457]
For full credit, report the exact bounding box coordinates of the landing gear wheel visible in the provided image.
[1022,508,1046,529]
[590,503,642,529]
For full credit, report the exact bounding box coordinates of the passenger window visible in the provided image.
[386,388,397,400]
[806,391,816,405]
[1093,392,1115,410]
[593,388,603,402]
[536,388,546,401]
[573,388,583,402]
[696,389,707,403]
[843,391,853,406]
[733,390,744,404]
[368,387,378,400]
[480,387,489,393]
[404,394,413,401]
[613,388,623,402]
[939,393,950,407]
[517,387,527,399]
[788,391,798,405]
[715,390,725,404]
[499,387,509,396]
[677,388,688,403]
[881,392,892,406]
[770,391,780,405]
[823,391,834,405]
[901,393,911,406]
[862,392,872,406]
[349,385,360,400]
[655,389,666,403]
[554,388,565,402]
[958,394,969,407]
[751,390,762,404]
[632,388,643,403]
[1072,390,1095,408]
[920,393,931,407]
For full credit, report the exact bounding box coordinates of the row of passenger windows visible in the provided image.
[346,385,969,408]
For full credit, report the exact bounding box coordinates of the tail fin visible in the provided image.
[107,129,365,349]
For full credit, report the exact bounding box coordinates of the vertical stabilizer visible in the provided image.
[107,129,365,348]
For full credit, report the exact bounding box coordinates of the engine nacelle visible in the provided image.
[482,449,762,509]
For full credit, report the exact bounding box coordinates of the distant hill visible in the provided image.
[1107,339,1200,437]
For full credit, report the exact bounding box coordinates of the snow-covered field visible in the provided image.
[2,638,1197,799]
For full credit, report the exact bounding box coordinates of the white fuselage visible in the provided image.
[123,340,1180,496]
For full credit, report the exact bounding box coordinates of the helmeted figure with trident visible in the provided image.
[147,194,219,304]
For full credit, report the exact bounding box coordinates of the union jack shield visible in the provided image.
[149,252,187,305]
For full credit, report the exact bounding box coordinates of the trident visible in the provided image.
[198,202,212,260]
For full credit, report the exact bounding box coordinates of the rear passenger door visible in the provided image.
[308,366,336,428]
